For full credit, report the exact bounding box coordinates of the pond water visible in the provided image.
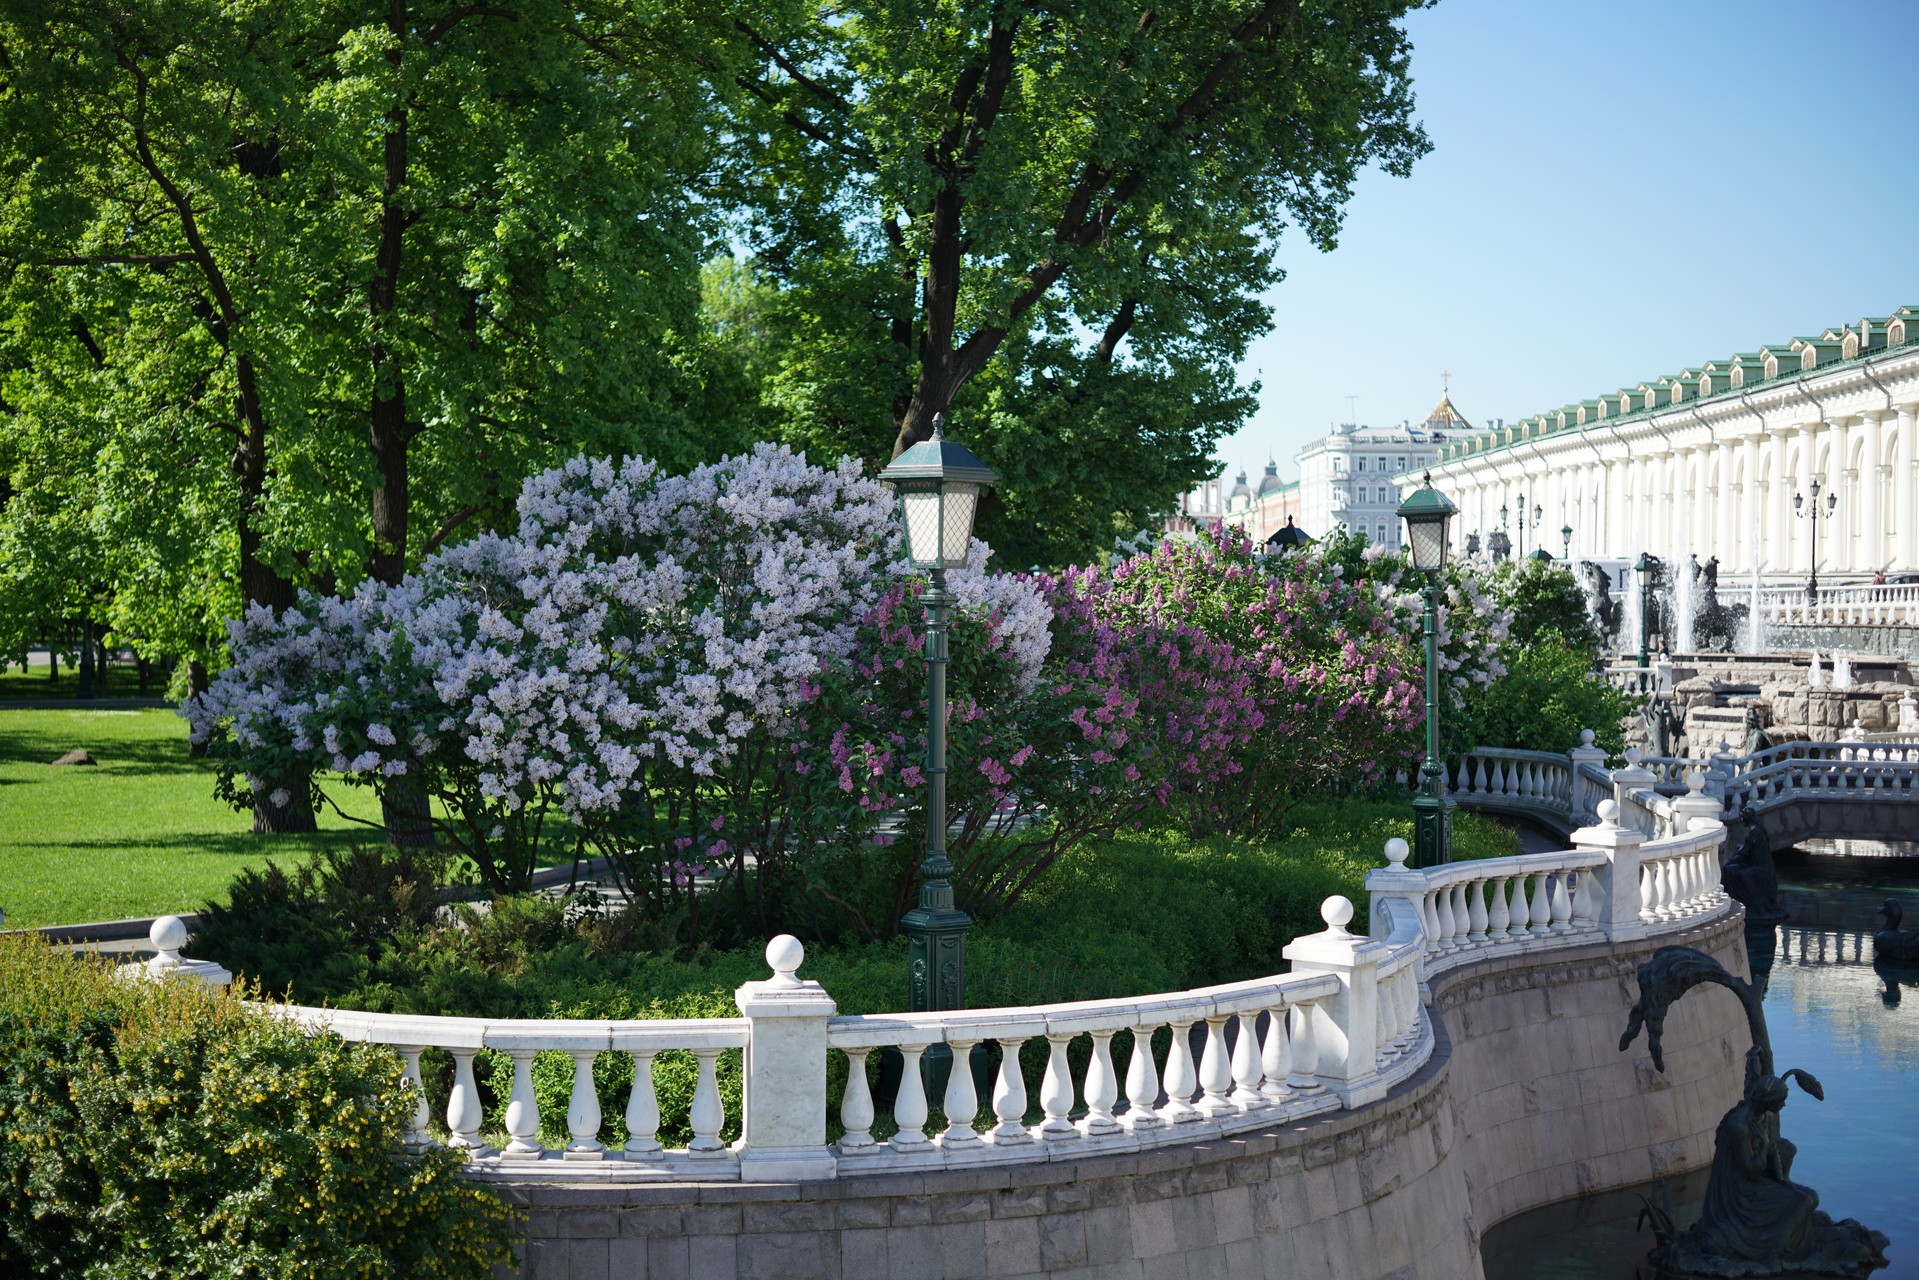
[1483,859,1919,1280]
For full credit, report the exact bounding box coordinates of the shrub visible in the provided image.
[1454,634,1636,756]
[0,935,515,1279]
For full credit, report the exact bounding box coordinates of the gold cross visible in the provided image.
[1441,369,1451,394]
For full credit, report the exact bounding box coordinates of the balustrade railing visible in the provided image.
[1757,582,1919,628]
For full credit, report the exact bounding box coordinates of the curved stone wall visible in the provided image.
[501,908,1747,1280]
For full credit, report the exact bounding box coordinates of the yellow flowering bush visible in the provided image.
[0,935,515,1278]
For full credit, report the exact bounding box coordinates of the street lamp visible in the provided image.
[1561,524,1573,560]
[877,416,997,1013]
[1635,552,1657,669]
[1793,477,1837,605]
[1465,531,1482,558]
[1397,473,1458,869]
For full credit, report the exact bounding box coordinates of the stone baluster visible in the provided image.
[734,935,835,1178]
[1374,976,1401,1063]
[892,1044,931,1148]
[989,1037,1035,1142]
[446,1048,491,1157]
[1395,967,1421,1051]
[687,1049,727,1154]
[1450,883,1471,947]
[1038,1034,1079,1139]
[1259,1009,1293,1104]
[1548,872,1573,934]
[398,1047,431,1152]
[1528,872,1552,938]
[1285,1002,1321,1093]
[837,1049,877,1153]
[564,1051,604,1159]
[1230,1015,1264,1110]
[1572,870,1597,929]
[624,1051,663,1159]
[941,1040,983,1148]
[1432,886,1455,951]
[1081,1032,1121,1136]
[1487,875,1512,938]
[1467,878,1489,945]
[500,1050,543,1160]
[1196,1017,1235,1117]
[1124,1027,1164,1132]
[1160,1021,1201,1123]
[1420,887,1442,949]
[1506,874,1533,937]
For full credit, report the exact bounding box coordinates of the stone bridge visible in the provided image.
[1445,736,1919,857]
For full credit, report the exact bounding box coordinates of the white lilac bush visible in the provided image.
[185,446,1052,924]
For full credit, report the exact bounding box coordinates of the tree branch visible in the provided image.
[734,20,857,117]
[422,3,517,45]
[418,501,485,557]
[1094,296,1138,364]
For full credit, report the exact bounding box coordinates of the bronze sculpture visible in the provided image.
[1621,946,1888,1276]
[1871,900,1919,964]
[1721,805,1786,927]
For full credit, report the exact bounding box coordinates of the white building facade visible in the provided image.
[1421,307,1919,579]
[1298,398,1463,547]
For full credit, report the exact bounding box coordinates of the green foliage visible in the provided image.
[0,934,515,1278]
[1454,636,1635,757]
[720,0,1432,565]
[1486,557,1602,656]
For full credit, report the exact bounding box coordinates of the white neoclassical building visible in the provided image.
[1298,397,1462,548]
[1420,306,1919,580]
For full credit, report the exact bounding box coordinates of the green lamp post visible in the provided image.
[877,416,997,1013]
[1397,474,1458,869]
[1635,552,1657,669]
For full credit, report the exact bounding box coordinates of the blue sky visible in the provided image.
[1218,0,1919,481]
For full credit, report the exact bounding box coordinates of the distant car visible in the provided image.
[1887,573,1919,586]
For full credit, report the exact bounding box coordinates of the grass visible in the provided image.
[0,708,382,928]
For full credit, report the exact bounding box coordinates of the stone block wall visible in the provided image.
[492,909,1748,1280]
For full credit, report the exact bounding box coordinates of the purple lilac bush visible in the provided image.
[187,455,1434,945]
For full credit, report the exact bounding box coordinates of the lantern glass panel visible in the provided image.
[1406,516,1449,571]
[900,485,945,567]
[940,484,979,566]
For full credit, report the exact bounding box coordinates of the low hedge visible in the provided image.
[0,936,515,1279]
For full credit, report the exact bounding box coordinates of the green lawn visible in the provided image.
[0,657,162,701]
[0,708,380,928]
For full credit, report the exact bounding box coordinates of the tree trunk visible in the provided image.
[381,775,434,848]
[77,620,96,699]
[187,660,210,758]
[252,779,317,836]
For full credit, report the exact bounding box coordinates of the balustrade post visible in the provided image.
[1281,896,1386,1106]
[1611,748,1659,836]
[734,935,838,1180]
[1572,799,1647,941]
[1670,768,1724,837]
[1568,729,1609,825]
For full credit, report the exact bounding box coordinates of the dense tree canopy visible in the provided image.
[721,0,1430,561]
[0,0,739,660]
[0,0,1435,675]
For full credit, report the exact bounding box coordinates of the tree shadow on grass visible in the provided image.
[47,830,373,858]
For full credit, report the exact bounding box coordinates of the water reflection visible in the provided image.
[1484,867,1919,1279]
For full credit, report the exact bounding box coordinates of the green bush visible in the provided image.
[1457,635,1636,756]
[0,936,515,1278]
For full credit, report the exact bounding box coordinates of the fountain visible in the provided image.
[1809,649,1826,689]
[1832,653,1854,690]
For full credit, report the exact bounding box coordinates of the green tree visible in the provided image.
[0,0,744,823]
[1487,557,1602,657]
[717,0,1431,564]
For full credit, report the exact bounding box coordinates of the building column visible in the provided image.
[1741,433,1762,576]
[1860,411,1885,574]
[1829,417,1853,573]
[1896,405,1917,572]
[1769,429,1793,579]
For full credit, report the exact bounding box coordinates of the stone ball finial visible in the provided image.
[765,934,805,988]
[1625,746,1644,765]
[1597,798,1620,825]
[1383,838,1410,868]
[1320,895,1355,935]
[1580,728,1596,747]
[1687,768,1706,794]
[150,915,188,959]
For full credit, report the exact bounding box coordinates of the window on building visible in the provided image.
[1395,456,1406,471]
[1332,457,1344,472]
[1377,458,1387,471]
[1375,522,1388,543]
[1356,457,1366,471]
